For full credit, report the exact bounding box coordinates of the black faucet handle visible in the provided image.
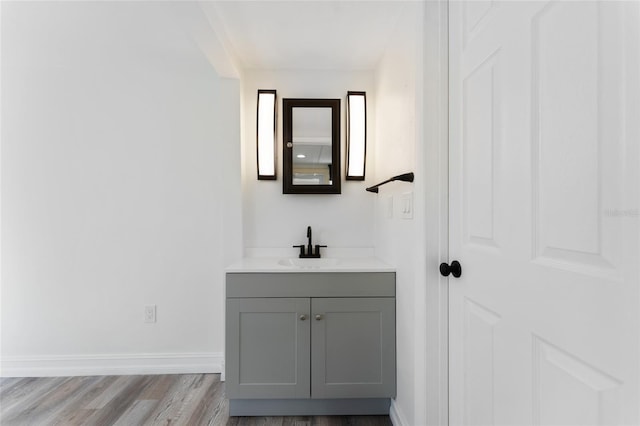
[314,245,327,256]
[292,245,305,257]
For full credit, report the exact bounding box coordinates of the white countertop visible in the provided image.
[225,257,395,273]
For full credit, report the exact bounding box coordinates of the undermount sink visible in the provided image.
[278,258,340,268]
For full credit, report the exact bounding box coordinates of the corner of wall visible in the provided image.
[196,1,242,79]
[390,399,411,426]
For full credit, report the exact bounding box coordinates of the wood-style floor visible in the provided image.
[0,374,392,426]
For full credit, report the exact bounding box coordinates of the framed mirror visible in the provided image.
[283,98,341,194]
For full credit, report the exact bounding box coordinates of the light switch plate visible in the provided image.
[400,192,413,219]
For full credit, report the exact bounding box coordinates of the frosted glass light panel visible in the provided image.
[257,90,277,179]
[346,91,367,180]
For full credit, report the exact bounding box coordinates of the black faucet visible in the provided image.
[293,226,326,258]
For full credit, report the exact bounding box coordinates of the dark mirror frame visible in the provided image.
[283,98,341,194]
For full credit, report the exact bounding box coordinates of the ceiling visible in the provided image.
[204,1,406,71]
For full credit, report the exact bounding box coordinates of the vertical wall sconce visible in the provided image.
[257,89,277,180]
[346,91,367,180]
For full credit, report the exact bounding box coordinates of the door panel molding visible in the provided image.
[532,335,622,426]
[463,48,502,251]
[530,1,623,279]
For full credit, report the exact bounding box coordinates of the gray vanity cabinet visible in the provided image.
[226,272,396,409]
[226,298,310,399]
[311,297,395,399]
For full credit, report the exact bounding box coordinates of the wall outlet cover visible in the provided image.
[144,305,157,323]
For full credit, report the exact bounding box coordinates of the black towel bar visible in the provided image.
[365,172,414,193]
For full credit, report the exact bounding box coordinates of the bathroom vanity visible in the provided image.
[225,258,396,416]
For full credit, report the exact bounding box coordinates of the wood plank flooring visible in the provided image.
[0,374,392,426]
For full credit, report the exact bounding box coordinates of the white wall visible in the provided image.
[0,5,445,421]
[241,69,376,255]
[373,3,426,425]
[1,2,241,375]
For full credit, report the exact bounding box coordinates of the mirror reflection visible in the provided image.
[292,107,333,185]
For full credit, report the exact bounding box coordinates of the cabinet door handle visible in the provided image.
[300,314,307,321]
[315,314,323,321]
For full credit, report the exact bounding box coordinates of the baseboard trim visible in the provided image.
[0,352,224,377]
[230,398,390,416]
[390,399,409,426]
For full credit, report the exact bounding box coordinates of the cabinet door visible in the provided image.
[226,298,310,399]
[311,297,396,398]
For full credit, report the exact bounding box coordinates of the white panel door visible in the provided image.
[449,1,639,425]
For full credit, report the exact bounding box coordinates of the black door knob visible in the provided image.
[439,260,462,278]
